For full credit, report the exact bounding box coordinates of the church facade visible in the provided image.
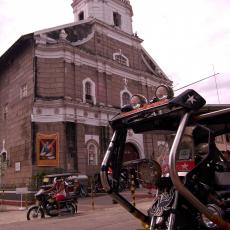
[0,0,172,187]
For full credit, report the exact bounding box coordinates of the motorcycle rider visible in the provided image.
[44,176,66,212]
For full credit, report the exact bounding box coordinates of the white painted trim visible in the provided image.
[85,135,99,145]
[31,106,114,126]
[141,54,155,75]
[72,0,133,34]
[35,49,166,87]
[0,139,8,161]
[34,18,94,35]
[71,31,95,46]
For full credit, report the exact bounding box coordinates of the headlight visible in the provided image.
[137,159,162,186]
[130,94,148,109]
[155,85,174,100]
[201,204,223,229]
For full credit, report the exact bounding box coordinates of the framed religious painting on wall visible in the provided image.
[36,133,59,166]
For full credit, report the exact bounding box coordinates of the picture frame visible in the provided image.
[36,133,59,166]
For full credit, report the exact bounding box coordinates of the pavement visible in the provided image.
[0,188,155,228]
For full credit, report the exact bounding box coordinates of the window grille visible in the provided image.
[88,144,98,165]
[20,84,27,98]
[113,12,121,27]
[79,11,84,21]
[122,92,131,106]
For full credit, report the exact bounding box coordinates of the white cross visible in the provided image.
[123,77,128,86]
[186,95,197,104]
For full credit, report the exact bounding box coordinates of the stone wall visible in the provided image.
[0,44,34,187]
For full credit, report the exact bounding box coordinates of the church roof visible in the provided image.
[0,18,141,70]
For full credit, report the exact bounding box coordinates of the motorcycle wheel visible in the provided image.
[27,206,45,220]
[80,187,88,197]
[74,203,78,213]
[67,203,77,214]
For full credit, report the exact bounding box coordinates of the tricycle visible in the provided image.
[100,86,230,229]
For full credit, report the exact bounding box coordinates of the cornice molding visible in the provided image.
[35,47,169,86]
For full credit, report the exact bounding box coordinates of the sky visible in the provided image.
[0,0,229,104]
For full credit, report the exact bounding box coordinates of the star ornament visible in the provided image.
[186,94,197,104]
[181,163,189,170]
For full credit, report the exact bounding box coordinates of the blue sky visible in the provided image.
[0,0,229,103]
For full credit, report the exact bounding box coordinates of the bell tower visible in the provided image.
[71,0,133,34]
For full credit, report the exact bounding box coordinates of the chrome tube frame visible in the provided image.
[169,113,230,230]
[168,190,179,230]
[100,131,150,226]
[100,132,117,192]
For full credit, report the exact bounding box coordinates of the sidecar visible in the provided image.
[100,86,230,229]
[42,172,88,196]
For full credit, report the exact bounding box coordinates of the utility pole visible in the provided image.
[174,71,221,104]
[212,65,221,104]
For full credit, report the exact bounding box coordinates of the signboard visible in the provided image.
[15,162,21,172]
[16,187,29,194]
[16,187,29,210]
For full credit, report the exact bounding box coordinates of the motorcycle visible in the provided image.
[27,187,77,220]
[100,86,230,230]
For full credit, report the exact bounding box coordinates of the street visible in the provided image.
[0,190,153,230]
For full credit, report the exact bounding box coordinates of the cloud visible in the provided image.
[131,0,230,81]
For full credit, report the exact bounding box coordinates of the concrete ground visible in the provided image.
[0,188,154,228]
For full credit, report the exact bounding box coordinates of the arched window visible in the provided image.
[3,104,8,120]
[113,53,129,66]
[122,92,131,106]
[120,89,132,107]
[82,78,96,105]
[88,143,98,165]
[85,81,92,101]
[123,143,139,162]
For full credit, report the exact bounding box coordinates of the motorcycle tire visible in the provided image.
[80,187,88,197]
[27,206,45,220]
[66,202,77,214]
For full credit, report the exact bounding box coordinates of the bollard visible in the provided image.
[0,189,6,212]
[25,193,28,209]
[91,178,95,210]
[130,174,136,207]
[142,222,150,229]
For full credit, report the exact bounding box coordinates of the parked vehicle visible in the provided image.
[66,175,88,198]
[100,86,230,230]
[27,188,77,220]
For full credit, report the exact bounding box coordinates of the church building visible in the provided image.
[0,0,172,187]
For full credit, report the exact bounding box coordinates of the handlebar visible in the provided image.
[169,112,230,230]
